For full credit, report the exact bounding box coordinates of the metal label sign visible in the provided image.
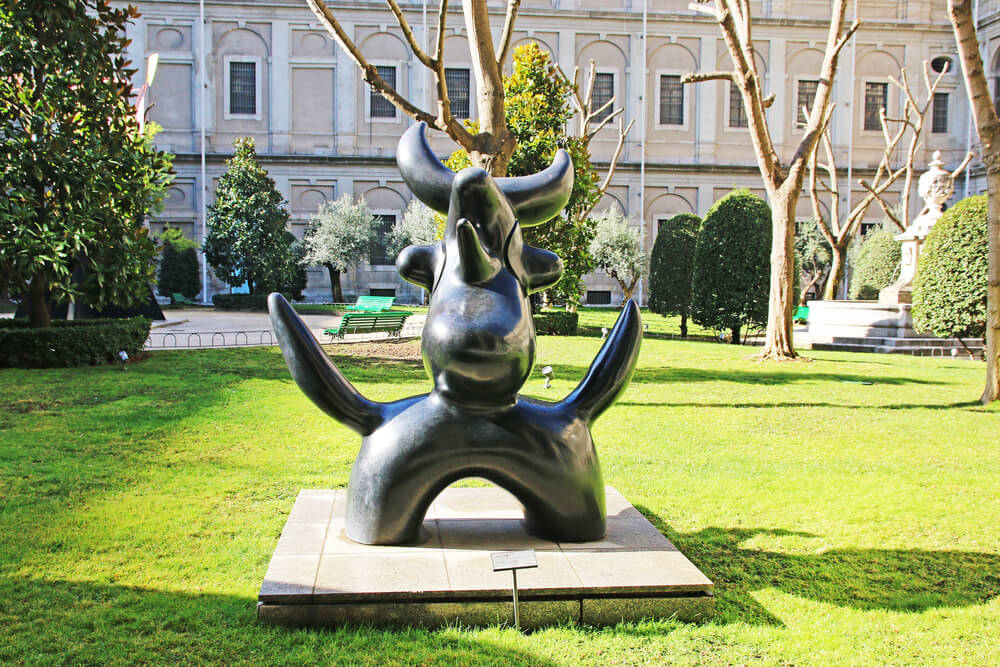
[491,550,538,572]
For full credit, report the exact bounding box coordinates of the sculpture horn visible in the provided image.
[397,122,454,214]
[497,148,574,226]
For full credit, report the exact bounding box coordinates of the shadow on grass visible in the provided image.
[617,400,986,411]
[634,505,1000,626]
[539,363,943,388]
[0,577,555,665]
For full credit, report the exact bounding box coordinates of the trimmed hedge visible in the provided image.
[849,225,901,300]
[533,311,578,336]
[0,317,151,368]
[913,195,988,339]
[213,293,291,311]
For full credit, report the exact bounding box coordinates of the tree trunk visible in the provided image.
[948,0,1000,403]
[731,325,741,345]
[325,264,343,303]
[759,190,798,359]
[984,169,1000,402]
[824,240,849,300]
[28,277,51,328]
[680,313,688,338]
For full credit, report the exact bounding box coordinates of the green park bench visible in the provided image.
[347,295,396,312]
[171,292,195,306]
[324,310,412,341]
[793,306,809,323]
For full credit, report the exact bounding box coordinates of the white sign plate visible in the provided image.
[491,550,538,572]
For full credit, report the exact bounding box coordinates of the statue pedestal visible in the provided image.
[257,487,714,629]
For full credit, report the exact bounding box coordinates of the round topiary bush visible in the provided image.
[849,225,901,300]
[912,195,988,340]
[691,189,771,344]
[648,213,701,337]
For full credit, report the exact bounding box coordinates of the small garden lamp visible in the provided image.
[118,350,129,370]
[541,365,553,389]
[601,327,609,340]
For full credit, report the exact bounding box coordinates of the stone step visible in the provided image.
[808,341,983,357]
[808,336,983,348]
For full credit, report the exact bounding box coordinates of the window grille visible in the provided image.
[587,290,612,305]
[864,82,888,131]
[229,61,256,115]
[370,65,397,119]
[728,82,747,128]
[369,214,396,266]
[591,73,614,123]
[445,68,471,119]
[796,79,818,128]
[932,92,949,134]
[659,75,684,126]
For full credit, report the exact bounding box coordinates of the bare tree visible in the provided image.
[306,0,520,175]
[948,0,1000,404]
[809,63,973,300]
[682,0,858,360]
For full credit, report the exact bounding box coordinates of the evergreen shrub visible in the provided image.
[533,311,579,336]
[648,212,701,337]
[849,225,901,300]
[912,195,988,340]
[690,189,771,343]
[212,294,290,311]
[0,318,151,368]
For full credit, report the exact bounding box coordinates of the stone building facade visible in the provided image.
[124,0,981,304]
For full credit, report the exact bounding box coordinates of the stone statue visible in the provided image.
[269,122,642,545]
[880,151,957,304]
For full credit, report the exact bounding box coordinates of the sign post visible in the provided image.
[490,550,538,630]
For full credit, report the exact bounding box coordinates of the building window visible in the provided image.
[586,290,612,305]
[369,288,396,297]
[369,214,396,266]
[591,72,614,123]
[864,82,888,131]
[445,68,471,119]
[228,60,257,116]
[728,82,747,128]
[796,79,818,128]
[932,92,949,133]
[370,65,397,119]
[659,74,684,126]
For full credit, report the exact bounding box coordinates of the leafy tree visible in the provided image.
[913,195,988,345]
[447,43,604,309]
[795,220,832,305]
[588,206,647,305]
[388,199,441,256]
[848,224,901,300]
[203,138,293,294]
[301,194,377,303]
[691,189,771,344]
[157,226,200,301]
[648,213,701,337]
[0,0,173,327]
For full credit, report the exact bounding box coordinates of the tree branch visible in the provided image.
[681,70,735,84]
[385,0,435,69]
[495,0,521,67]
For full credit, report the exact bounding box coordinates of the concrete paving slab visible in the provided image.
[258,485,713,628]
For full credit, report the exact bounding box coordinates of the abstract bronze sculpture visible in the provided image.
[269,122,641,545]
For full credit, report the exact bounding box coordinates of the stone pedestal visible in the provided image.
[258,486,714,629]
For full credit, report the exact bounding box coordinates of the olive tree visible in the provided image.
[302,194,377,303]
[588,206,647,305]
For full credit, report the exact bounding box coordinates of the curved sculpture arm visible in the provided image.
[268,293,385,436]
[559,300,642,423]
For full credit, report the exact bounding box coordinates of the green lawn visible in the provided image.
[1,336,998,665]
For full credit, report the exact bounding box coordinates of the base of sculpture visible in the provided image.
[804,300,984,356]
[258,486,714,629]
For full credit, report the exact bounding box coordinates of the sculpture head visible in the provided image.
[395,122,573,406]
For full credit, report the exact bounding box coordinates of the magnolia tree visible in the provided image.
[203,138,294,294]
[302,194,377,303]
[0,0,173,327]
[588,206,647,305]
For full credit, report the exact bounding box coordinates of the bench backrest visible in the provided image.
[349,296,395,312]
[340,311,411,331]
